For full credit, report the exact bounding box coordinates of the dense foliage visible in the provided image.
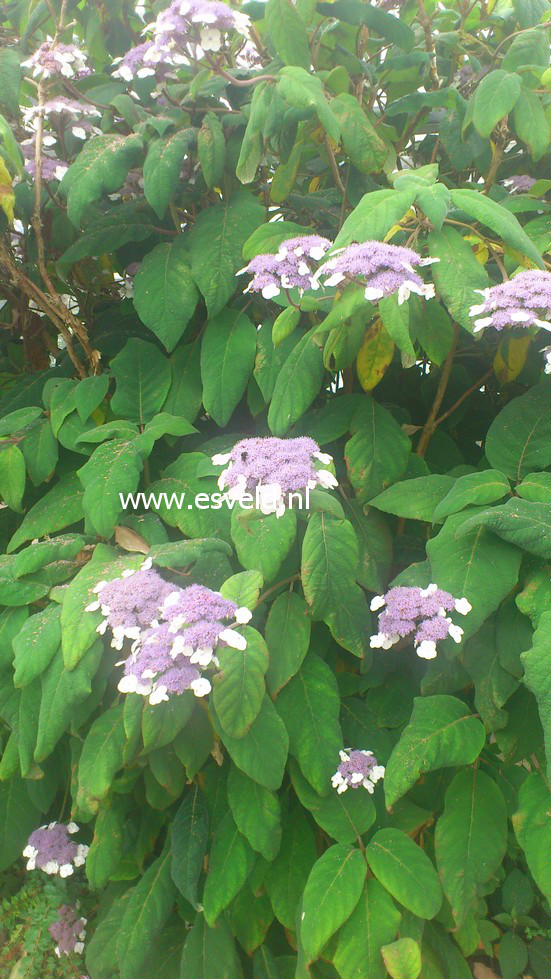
[1,0,551,976]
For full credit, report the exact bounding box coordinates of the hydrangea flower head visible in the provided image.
[23,822,88,877]
[87,559,252,705]
[49,905,87,957]
[144,0,250,62]
[469,270,551,334]
[22,39,88,79]
[331,749,385,794]
[212,436,337,517]
[370,584,471,659]
[314,240,439,305]
[238,236,332,299]
[112,42,157,80]
[23,97,102,139]
[502,175,537,194]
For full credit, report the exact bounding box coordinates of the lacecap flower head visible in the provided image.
[49,904,87,957]
[87,558,252,705]
[23,822,88,877]
[502,175,536,194]
[238,236,332,300]
[145,0,250,59]
[212,436,338,517]
[370,584,472,659]
[314,240,439,305]
[331,749,385,794]
[22,39,88,79]
[469,270,551,334]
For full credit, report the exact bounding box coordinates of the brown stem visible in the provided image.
[483,132,505,193]
[255,575,300,609]
[416,323,460,457]
[416,0,441,90]
[434,367,493,427]
[324,136,346,196]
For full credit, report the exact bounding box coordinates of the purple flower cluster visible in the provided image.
[49,905,87,957]
[370,584,472,659]
[315,240,439,305]
[145,0,250,57]
[469,270,551,334]
[23,822,88,877]
[23,97,101,140]
[22,39,88,79]
[21,139,68,181]
[238,236,331,300]
[86,558,252,704]
[212,436,337,517]
[502,175,537,194]
[331,749,385,794]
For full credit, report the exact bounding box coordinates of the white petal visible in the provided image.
[454,597,472,615]
[190,677,211,697]
[261,283,281,300]
[149,685,169,705]
[416,640,437,659]
[234,606,252,624]
[448,623,464,644]
[212,452,232,465]
[317,469,338,489]
[364,286,384,301]
[370,595,386,612]
[118,673,138,693]
[67,822,79,834]
[219,628,247,650]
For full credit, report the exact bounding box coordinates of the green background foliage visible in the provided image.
[0,0,551,976]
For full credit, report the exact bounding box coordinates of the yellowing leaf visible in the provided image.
[0,157,15,225]
[384,208,415,242]
[493,335,531,385]
[463,234,490,265]
[309,176,321,192]
[356,319,394,391]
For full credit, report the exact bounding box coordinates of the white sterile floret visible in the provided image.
[149,684,169,705]
[235,606,252,624]
[370,595,386,611]
[190,677,212,697]
[59,864,74,878]
[454,597,472,615]
[416,640,438,659]
[317,470,339,489]
[219,628,247,650]
[314,451,333,465]
[212,451,232,466]
[67,823,79,834]
[200,27,222,50]
[447,623,464,644]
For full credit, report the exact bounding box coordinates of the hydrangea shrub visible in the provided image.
[0,0,550,976]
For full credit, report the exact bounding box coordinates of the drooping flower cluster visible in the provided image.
[22,97,102,139]
[49,905,87,957]
[23,822,88,877]
[212,436,337,517]
[502,175,537,194]
[22,39,88,79]
[21,139,68,182]
[331,749,385,794]
[315,240,439,305]
[370,584,472,659]
[238,236,332,300]
[469,270,551,335]
[86,558,252,704]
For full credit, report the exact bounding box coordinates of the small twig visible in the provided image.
[416,0,441,90]
[254,575,300,609]
[205,53,277,88]
[490,22,551,66]
[416,323,460,457]
[434,367,493,427]
[324,136,346,196]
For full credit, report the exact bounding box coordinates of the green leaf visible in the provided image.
[13,603,61,687]
[198,112,226,188]
[78,436,145,539]
[435,768,507,927]
[343,499,392,592]
[201,308,257,426]
[370,475,456,522]
[76,702,126,816]
[231,508,297,581]
[143,128,195,218]
[277,67,341,143]
[384,695,486,807]
[243,220,311,262]
[7,472,84,552]
[335,187,417,248]
[86,796,126,889]
[116,845,177,979]
[61,134,143,227]
[236,82,273,184]
[379,293,415,359]
[300,843,367,963]
[265,591,311,695]
[17,678,40,776]
[133,239,199,352]
[227,764,282,861]
[367,829,442,920]
[449,189,545,268]
[345,399,411,503]
[409,297,453,366]
[317,0,415,51]
[382,939,422,979]
[173,704,214,780]
[517,471,551,503]
[202,810,254,925]
[0,407,42,436]
[149,451,230,540]
[164,342,203,422]
[0,444,25,511]
[0,48,21,116]
[302,512,358,619]
[211,694,289,790]
[433,470,510,521]
[220,570,263,608]
[499,932,528,979]
[485,385,551,482]
[142,692,194,752]
[522,611,551,778]
[171,785,209,909]
[472,70,522,138]
[35,641,103,761]
[213,625,268,738]
[272,306,301,347]
[513,772,551,903]
[426,510,522,641]
[456,498,551,559]
[189,191,264,317]
[265,808,317,930]
[513,88,550,161]
[74,375,109,423]
[180,913,241,978]
[427,227,490,331]
[21,419,58,485]
[268,328,324,436]
[334,879,401,979]
[275,653,342,795]
[59,203,154,263]
[0,777,41,872]
[265,0,311,68]
[0,606,27,672]
[332,94,387,173]
[415,183,451,230]
[110,338,172,425]
[502,27,550,71]
[142,412,197,441]
[464,618,519,732]
[290,761,376,844]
